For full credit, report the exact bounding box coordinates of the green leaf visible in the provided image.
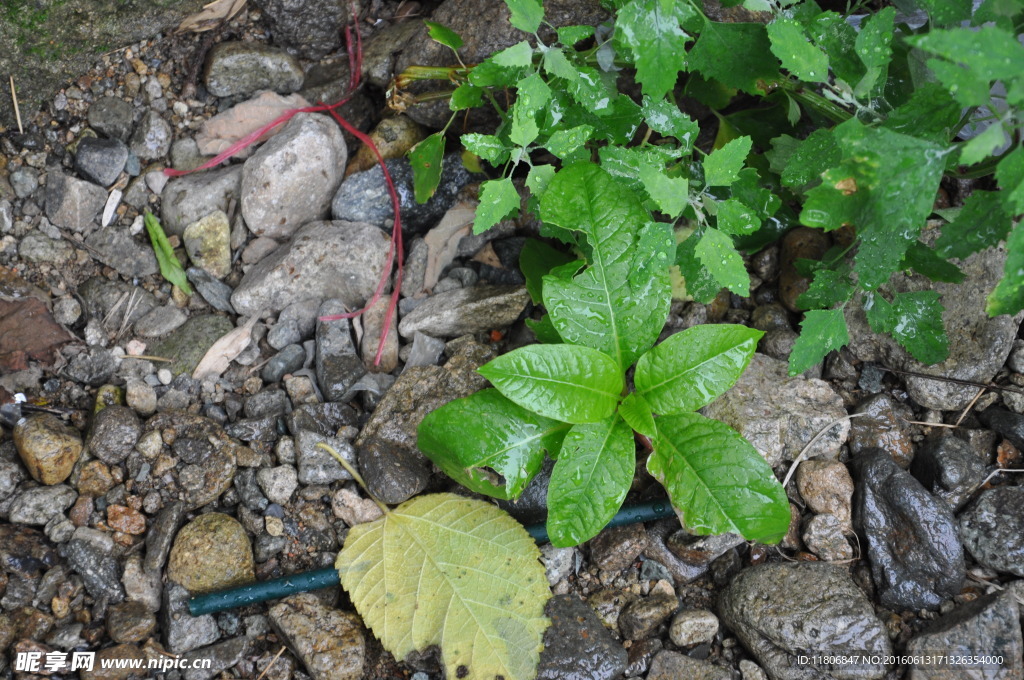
[767,18,829,82]
[960,124,1007,166]
[540,163,673,369]
[638,164,689,218]
[525,163,557,198]
[526,315,563,343]
[519,240,576,303]
[996,146,1024,215]
[716,198,760,236]
[704,136,753,187]
[469,58,523,87]
[478,344,623,424]
[789,308,849,375]
[775,129,839,190]
[675,229,722,303]
[881,82,963,143]
[730,168,781,219]
[144,211,193,295]
[618,392,656,437]
[935,191,1012,259]
[493,40,534,67]
[505,0,544,33]
[557,25,594,45]
[688,21,781,94]
[805,11,863,86]
[796,269,855,309]
[474,178,520,234]
[926,59,992,107]
[853,7,894,97]
[543,48,578,81]
[546,416,635,547]
[450,83,484,111]
[565,65,616,113]
[988,221,1024,315]
[900,242,964,283]
[641,96,699,152]
[418,389,568,499]
[635,324,762,415]
[545,124,594,159]
[917,0,972,26]
[337,493,550,680]
[648,413,790,543]
[462,133,510,166]
[911,26,1024,81]
[888,292,949,364]
[409,133,445,204]
[424,20,463,50]
[695,227,749,295]
[615,0,692,97]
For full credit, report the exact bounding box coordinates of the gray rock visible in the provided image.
[959,487,1024,577]
[183,211,231,279]
[149,314,234,376]
[269,594,365,680]
[182,638,249,680]
[241,113,346,239]
[287,402,358,436]
[795,459,854,526]
[268,298,320,349]
[910,436,988,511]
[75,137,128,187]
[0,198,12,232]
[668,609,719,648]
[9,484,77,525]
[170,137,205,173]
[231,220,391,316]
[315,299,365,401]
[10,167,39,198]
[126,379,157,416]
[60,537,125,603]
[187,267,236,313]
[802,513,853,561]
[0,456,27,502]
[719,563,892,680]
[83,227,159,277]
[161,165,242,237]
[332,153,477,233]
[848,393,915,467]
[295,430,356,485]
[619,593,678,640]
[65,347,117,385]
[702,354,849,466]
[88,405,142,465]
[397,285,530,338]
[590,524,648,573]
[204,41,304,97]
[541,544,575,586]
[45,170,107,232]
[623,638,661,678]
[257,465,298,505]
[853,448,965,610]
[163,581,220,653]
[905,591,1023,679]
[536,594,627,680]
[252,0,344,59]
[404,331,447,369]
[87,96,135,142]
[647,651,731,680]
[144,501,187,573]
[107,600,157,643]
[133,304,188,337]
[18,230,75,264]
[78,276,157,330]
[263,344,306,383]
[845,240,1024,410]
[129,110,173,160]
[234,468,269,512]
[244,388,290,419]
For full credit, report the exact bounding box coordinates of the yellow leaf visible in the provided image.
[177,0,248,33]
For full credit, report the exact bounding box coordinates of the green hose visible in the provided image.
[188,499,675,616]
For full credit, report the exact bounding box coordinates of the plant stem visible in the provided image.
[316,443,390,515]
[782,82,853,125]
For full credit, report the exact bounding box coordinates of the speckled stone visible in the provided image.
[13,413,82,485]
[269,593,365,680]
[167,513,255,594]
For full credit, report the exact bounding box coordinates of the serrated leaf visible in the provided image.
[730,168,781,219]
[144,211,193,295]
[526,163,557,198]
[479,344,623,424]
[469,58,523,87]
[988,221,1024,316]
[450,83,484,111]
[505,0,543,33]
[474,178,520,234]
[647,413,790,543]
[638,165,689,218]
[911,26,1024,81]
[935,191,1012,259]
[520,240,576,303]
[418,390,569,499]
[635,324,762,415]
[806,12,863,86]
[462,133,510,166]
[424,20,463,50]
[688,21,780,94]
[566,65,616,113]
[696,227,749,295]
[855,7,895,70]
[901,242,964,283]
[546,415,635,547]
[493,40,534,67]
[775,129,840,189]
[882,82,963,143]
[961,123,1007,166]
[789,308,849,375]
[409,133,445,204]
[887,291,949,364]
[716,198,760,236]
[545,124,594,159]
[615,0,692,97]
[767,18,829,83]
[641,96,699,152]
[543,48,578,81]
[795,269,855,309]
[618,392,656,437]
[539,163,672,369]
[557,24,594,45]
[926,59,992,107]
[917,0,972,26]
[337,493,551,680]
[598,145,682,191]
[675,229,724,303]
[704,136,753,187]
[996,146,1024,215]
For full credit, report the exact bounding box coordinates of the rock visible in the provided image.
[267,298,320,349]
[66,348,118,386]
[910,436,988,511]
[125,379,157,416]
[795,459,854,526]
[79,276,157,331]
[150,314,234,376]
[845,241,1024,410]
[144,501,187,572]
[167,513,255,594]
[719,563,891,680]
[802,513,853,561]
[257,465,298,505]
[88,96,135,142]
[204,42,304,98]
[83,227,159,278]
[107,600,156,643]
[779,227,830,312]
[263,344,306,383]
[906,591,1023,679]
[269,593,365,680]
[10,167,39,199]
[314,299,366,401]
[133,304,188,337]
[397,285,530,338]
[163,582,219,653]
[359,295,399,372]
[45,170,107,232]
[74,137,128,187]
[332,153,477,232]
[182,638,250,680]
[356,336,494,503]
[129,110,173,160]
[88,405,142,465]
[403,331,446,369]
[231,221,391,316]
[536,594,627,680]
[852,448,965,610]
[0,525,59,578]
[294,430,356,485]
[79,644,147,680]
[702,354,849,466]
[13,413,82,485]
[647,651,732,680]
[979,406,1024,452]
[17,230,75,264]
[160,165,242,237]
[107,504,146,534]
[589,524,648,573]
[540,543,575,586]
[619,592,678,640]
[347,115,424,174]
[183,210,231,279]
[9,485,77,525]
[624,638,662,678]
[252,0,344,59]
[669,609,719,648]
[60,537,125,602]
[241,113,347,239]
[848,393,915,467]
[959,487,1024,577]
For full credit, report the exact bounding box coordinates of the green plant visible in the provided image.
[403,0,1024,380]
[418,162,790,547]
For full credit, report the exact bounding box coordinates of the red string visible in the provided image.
[165,2,402,366]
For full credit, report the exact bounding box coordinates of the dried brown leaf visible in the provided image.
[195,92,310,157]
[420,202,476,295]
[177,0,248,34]
[192,313,261,380]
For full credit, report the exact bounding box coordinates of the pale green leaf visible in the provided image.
[474,178,520,234]
[557,25,594,45]
[996,146,1024,215]
[424,21,463,50]
[704,136,753,187]
[789,308,849,375]
[641,96,699,152]
[911,26,1024,81]
[618,392,656,437]
[543,49,578,80]
[144,211,193,295]
[638,164,689,218]
[505,0,544,33]
[960,123,1006,166]
[462,133,510,166]
[767,18,829,82]
[409,133,445,204]
[615,0,692,97]
[493,40,534,67]
[716,198,760,236]
[695,227,749,295]
[545,124,594,159]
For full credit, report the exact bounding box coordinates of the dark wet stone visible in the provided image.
[618,593,678,640]
[60,538,124,603]
[144,501,187,573]
[910,436,989,511]
[959,487,1024,577]
[187,267,236,313]
[848,393,915,467]
[590,524,648,573]
[263,344,306,383]
[315,300,366,402]
[74,137,128,187]
[225,417,280,442]
[719,563,891,680]
[88,95,134,142]
[252,0,343,59]
[286,402,358,436]
[163,582,219,653]
[181,637,249,680]
[979,407,1024,452]
[646,651,731,680]
[88,406,141,465]
[536,595,627,680]
[0,525,59,578]
[65,347,117,386]
[295,430,356,485]
[244,388,290,419]
[497,457,552,526]
[623,638,662,678]
[234,468,269,513]
[852,448,965,610]
[107,600,156,643]
[356,437,429,505]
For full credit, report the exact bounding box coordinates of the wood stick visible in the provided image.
[9,76,23,134]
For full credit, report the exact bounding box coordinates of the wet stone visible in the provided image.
[269,593,365,680]
[87,96,135,142]
[13,413,82,485]
[129,110,173,160]
[204,42,305,98]
[624,638,662,678]
[106,600,157,643]
[144,501,187,573]
[88,406,141,465]
[9,485,77,525]
[802,513,853,561]
[60,538,125,603]
[167,513,255,594]
[45,170,107,232]
[848,393,916,467]
[959,487,1024,577]
[647,651,732,680]
[618,592,678,641]
[795,459,854,526]
[181,637,250,680]
[0,525,59,578]
[590,524,648,573]
[263,344,306,383]
[74,137,128,187]
[536,594,627,680]
[910,436,988,511]
[315,300,366,402]
[150,314,234,376]
[295,430,356,485]
[163,582,219,654]
[669,609,719,648]
[397,285,530,339]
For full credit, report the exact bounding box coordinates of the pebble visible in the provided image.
[60,537,125,603]
[959,487,1024,577]
[536,594,627,680]
[256,465,298,505]
[795,459,854,526]
[45,170,107,232]
[910,435,988,511]
[144,501,187,573]
[106,600,157,643]
[204,42,305,98]
[647,651,732,680]
[160,165,242,237]
[397,284,531,339]
[262,344,306,383]
[88,406,142,465]
[802,513,853,561]
[619,592,678,640]
[129,110,173,160]
[540,544,575,586]
[13,413,82,485]
[125,379,157,416]
[295,430,356,485]
[848,393,916,467]
[66,347,118,386]
[10,167,40,198]
[107,504,146,535]
[315,299,366,401]
[668,609,719,648]
[267,298,319,349]
[268,593,365,680]
[133,304,188,338]
[121,555,161,612]
[150,314,234,376]
[9,485,78,525]
[162,582,220,653]
[589,524,648,573]
[167,513,255,594]
[88,96,135,142]
[81,644,147,680]
[183,211,231,279]
[75,137,129,187]
[83,227,159,278]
